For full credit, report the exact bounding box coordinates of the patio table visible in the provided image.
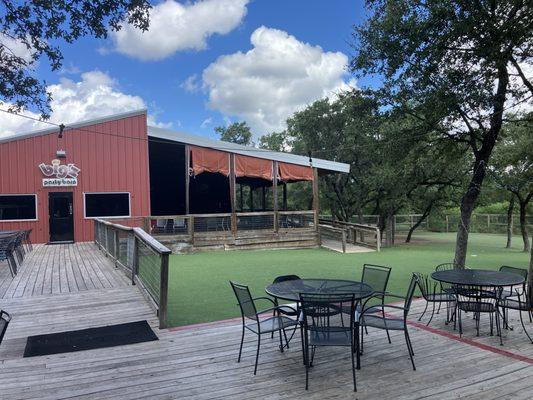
[431,269,526,340]
[431,269,525,287]
[266,278,374,369]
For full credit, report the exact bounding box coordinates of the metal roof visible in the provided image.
[148,126,350,174]
[0,109,148,145]
[0,108,349,174]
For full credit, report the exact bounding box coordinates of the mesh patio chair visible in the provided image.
[22,229,33,252]
[0,237,18,277]
[270,275,301,342]
[455,285,503,344]
[341,264,392,342]
[0,310,11,346]
[414,273,456,326]
[230,281,298,375]
[499,266,528,299]
[498,284,533,343]
[300,292,358,391]
[498,266,529,327]
[360,274,418,371]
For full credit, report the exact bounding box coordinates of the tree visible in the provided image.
[258,131,291,152]
[352,0,533,267]
[215,122,253,146]
[1,1,150,117]
[490,116,533,252]
[285,93,382,223]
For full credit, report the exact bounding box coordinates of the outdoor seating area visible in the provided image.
[0,242,532,399]
[230,264,533,392]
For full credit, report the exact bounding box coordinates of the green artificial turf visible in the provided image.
[166,232,529,327]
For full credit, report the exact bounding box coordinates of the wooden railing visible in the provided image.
[94,218,171,328]
[319,218,381,251]
[145,210,317,240]
[318,224,347,253]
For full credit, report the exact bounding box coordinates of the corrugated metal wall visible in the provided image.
[0,112,151,243]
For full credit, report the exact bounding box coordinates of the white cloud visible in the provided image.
[181,74,200,93]
[0,71,170,138]
[200,117,212,128]
[202,26,353,135]
[0,33,36,64]
[112,0,249,61]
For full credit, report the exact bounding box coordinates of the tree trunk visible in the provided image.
[406,205,432,243]
[454,63,509,268]
[518,199,530,252]
[385,209,395,247]
[506,195,514,248]
[527,247,533,305]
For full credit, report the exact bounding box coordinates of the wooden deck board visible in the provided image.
[0,243,532,399]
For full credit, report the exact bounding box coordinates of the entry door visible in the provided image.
[49,192,74,243]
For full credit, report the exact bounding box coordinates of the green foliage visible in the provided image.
[258,131,291,152]
[351,0,533,262]
[215,121,253,146]
[0,0,151,116]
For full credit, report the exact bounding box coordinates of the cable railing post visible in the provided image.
[132,235,139,286]
[159,252,169,329]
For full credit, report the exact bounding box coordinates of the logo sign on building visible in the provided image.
[39,159,80,187]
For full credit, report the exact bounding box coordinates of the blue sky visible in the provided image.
[2,0,374,140]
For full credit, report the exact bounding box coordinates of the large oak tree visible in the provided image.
[351,0,533,266]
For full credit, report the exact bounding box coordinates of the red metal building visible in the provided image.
[0,109,349,244]
[0,110,151,243]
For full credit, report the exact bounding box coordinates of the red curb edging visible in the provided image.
[397,314,533,365]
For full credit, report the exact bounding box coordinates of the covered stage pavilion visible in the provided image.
[146,125,350,250]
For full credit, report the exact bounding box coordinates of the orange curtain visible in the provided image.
[278,162,313,182]
[190,146,230,176]
[235,154,273,180]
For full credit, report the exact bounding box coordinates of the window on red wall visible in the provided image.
[0,195,37,221]
[84,193,130,218]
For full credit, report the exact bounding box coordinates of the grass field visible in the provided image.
[166,232,530,327]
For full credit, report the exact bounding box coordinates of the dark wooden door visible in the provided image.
[48,192,74,243]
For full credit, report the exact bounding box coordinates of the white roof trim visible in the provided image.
[148,125,350,174]
[0,109,147,144]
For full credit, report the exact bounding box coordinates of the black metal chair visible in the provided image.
[360,274,418,371]
[415,273,456,326]
[230,281,298,375]
[0,310,11,346]
[498,266,530,327]
[300,292,358,391]
[23,229,33,252]
[498,284,533,343]
[0,237,18,277]
[455,285,502,344]
[341,264,392,341]
[270,275,300,342]
[499,266,528,299]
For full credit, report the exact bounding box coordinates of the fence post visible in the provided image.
[132,236,139,286]
[376,228,381,252]
[446,215,449,233]
[114,228,119,266]
[341,229,347,253]
[159,253,169,329]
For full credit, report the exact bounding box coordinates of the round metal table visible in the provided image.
[266,278,374,302]
[266,278,373,369]
[431,269,525,287]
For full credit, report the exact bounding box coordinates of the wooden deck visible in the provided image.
[1,243,532,399]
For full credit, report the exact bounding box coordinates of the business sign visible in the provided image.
[43,178,78,187]
[39,159,80,187]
